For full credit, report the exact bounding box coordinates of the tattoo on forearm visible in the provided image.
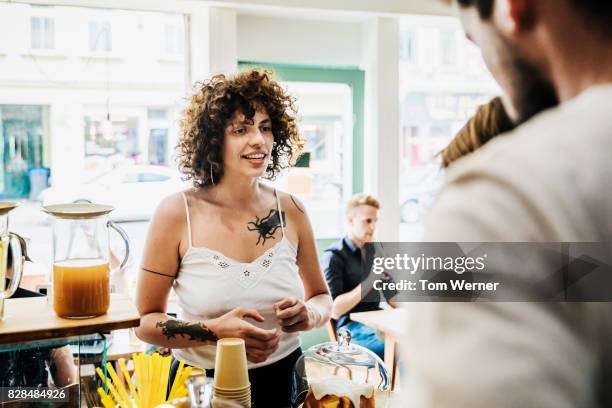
[156,320,218,342]
[290,195,305,213]
[246,209,285,245]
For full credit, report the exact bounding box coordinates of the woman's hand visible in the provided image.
[207,308,280,364]
[274,297,315,333]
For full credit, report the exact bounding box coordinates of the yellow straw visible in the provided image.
[120,358,140,407]
[133,354,143,405]
[174,385,188,399]
[106,362,133,408]
[143,354,150,408]
[146,354,153,408]
[169,366,192,401]
[156,354,164,404]
[96,367,124,407]
[160,356,171,403]
[148,354,155,407]
[97,387,115,408]
[151,353,161,406]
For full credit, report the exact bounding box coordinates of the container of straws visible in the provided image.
[96,352,195,408]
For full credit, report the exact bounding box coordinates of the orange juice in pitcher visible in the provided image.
[53,258,110,318]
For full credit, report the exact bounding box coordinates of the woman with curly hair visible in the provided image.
[135,69,332,407]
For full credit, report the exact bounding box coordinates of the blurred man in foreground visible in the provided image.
[401,0,612,406]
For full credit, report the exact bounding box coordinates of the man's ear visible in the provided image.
[494,0,536,36]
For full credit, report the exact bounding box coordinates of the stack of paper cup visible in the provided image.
[213,338,251,407]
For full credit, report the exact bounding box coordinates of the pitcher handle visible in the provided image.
[108,221,130,270]
[1,233,24,300]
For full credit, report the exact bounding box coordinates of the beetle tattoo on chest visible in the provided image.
[247,209,286,245]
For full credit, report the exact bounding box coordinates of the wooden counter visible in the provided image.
[0,295,140,345]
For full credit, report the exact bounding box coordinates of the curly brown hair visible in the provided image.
[441,97,514,167]
[177,69,304,188]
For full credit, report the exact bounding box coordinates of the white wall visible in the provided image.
[236,15,363,67]
[362,17,401,241]
[207,7,238,75]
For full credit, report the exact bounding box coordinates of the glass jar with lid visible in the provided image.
[291,328,391,408]
[42,203,129,319]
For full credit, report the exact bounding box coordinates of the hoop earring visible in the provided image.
[210,164,215,185]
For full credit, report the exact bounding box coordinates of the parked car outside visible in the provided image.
[39,165,188,221]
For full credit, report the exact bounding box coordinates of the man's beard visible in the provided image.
[508,55,559,125]
[496,34,559,125]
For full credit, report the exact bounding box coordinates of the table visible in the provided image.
[0,294,140,345]
[350,308,408,389]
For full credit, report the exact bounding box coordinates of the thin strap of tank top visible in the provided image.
[274,189,285,237]
[181,192,193,248]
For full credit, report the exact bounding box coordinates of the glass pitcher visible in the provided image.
[0,202,23,321]
[42,203,130,319]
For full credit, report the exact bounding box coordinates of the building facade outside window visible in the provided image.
[0,3,187,199]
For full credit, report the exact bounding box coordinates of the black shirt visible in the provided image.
[322,237,396,329]
[5,278,44,298]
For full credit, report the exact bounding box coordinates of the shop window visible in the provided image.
[84,116,139,161]
[89,20,112,52]
[164,22,184,56]
[147,108,168,120]
[31,17,55,50]
[400,30,416,63]
[440,29,458,66]
[148,129,168,166]
[0,105,47,199]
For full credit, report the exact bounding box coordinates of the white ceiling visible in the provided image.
[10,0,454,18]
[212,0,454,18]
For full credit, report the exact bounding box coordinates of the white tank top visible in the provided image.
[172,189,305,369]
